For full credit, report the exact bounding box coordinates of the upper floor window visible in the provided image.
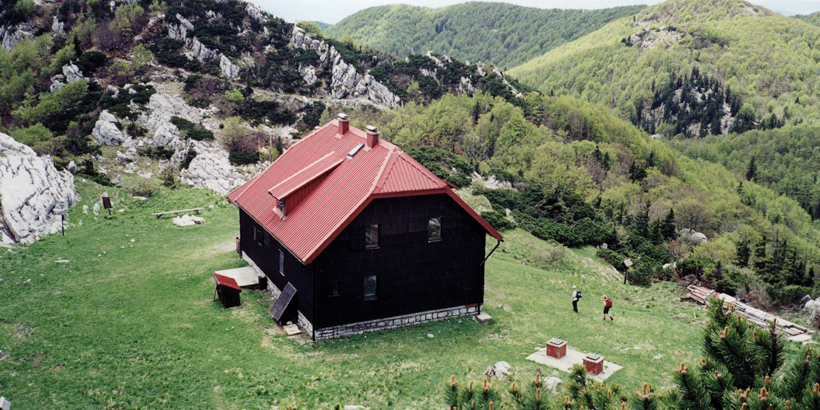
[429,217,442,241]
[278,199,286,215]
[365,224,379,249]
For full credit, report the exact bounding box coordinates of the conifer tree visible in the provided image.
[746,156,758,182]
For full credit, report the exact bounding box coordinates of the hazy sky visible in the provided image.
[256,0,820,25]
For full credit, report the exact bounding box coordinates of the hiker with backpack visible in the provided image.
[603,295,614,321]
[571,285,582,313]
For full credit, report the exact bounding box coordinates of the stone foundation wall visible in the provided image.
[314,305,480,341]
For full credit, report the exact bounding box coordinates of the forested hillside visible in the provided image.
[794,11,820,27]
[509,0,820,135]
[322,90,820,308]
[324,2,645,70]
[1,0,819,309]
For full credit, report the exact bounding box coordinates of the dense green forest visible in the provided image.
[509,0,820,131]
[319,90,820,307]
[325,2,645,70]
[669,124,820,220]
[794,11,820,27]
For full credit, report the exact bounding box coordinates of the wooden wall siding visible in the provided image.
[239,210,316,323]
[312,194,487,329]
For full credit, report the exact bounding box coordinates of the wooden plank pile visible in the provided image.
[684,285,812,338]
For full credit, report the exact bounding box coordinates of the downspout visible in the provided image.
[480,239,502,266]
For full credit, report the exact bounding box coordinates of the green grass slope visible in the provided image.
[0,181,717,408]
[325,2,645,70]
[509,0,820,127]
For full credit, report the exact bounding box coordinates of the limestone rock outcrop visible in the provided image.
[63,63,85,84]
[92,110,126,145]
[1,22,35,52]
[179,151,245,195]
[0,133,76,245]
[52,16,66,36]
[289,27,401,108]
[220,55,241,79]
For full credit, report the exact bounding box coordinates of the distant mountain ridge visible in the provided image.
[325,2,645,69]
[509,0,820,135]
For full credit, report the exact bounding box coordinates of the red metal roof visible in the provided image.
[228,119,503,264]
[212,273,241,290]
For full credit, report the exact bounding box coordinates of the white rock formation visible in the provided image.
[245,3,265,21]
[142,92,206,147]
[63,63,85,83]
[289,27,401,108]
[0,133,75,244]
[92,110,126,145]
[179,152,246,195]
[220,55,241,79]
[50,74,66,93]
[52,16,66,36]
[1,23,35,52]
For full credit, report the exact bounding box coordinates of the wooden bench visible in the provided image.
[152,208,204,218]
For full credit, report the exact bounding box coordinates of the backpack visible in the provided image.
[576,290,582,299]
[605,298,612,308]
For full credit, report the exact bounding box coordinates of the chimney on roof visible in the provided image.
[366,125,380,148]
[338,113,349,135]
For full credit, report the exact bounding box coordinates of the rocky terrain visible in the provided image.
[0,132,75,245]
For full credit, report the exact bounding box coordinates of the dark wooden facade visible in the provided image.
[239,193,488,335]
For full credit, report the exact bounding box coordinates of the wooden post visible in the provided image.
[623,259,633,284]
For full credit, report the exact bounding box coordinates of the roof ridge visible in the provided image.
[372,147,402,194]
[397,150,446,187]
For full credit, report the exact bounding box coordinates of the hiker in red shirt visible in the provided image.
[603,295,614,321]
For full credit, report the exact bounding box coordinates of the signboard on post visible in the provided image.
[101,195,112,215]
[623,259,633,284]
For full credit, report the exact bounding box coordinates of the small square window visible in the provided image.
[279,249,284,275]
[363,275,377,300]
[429,217,442,241]
[365,224,379,249]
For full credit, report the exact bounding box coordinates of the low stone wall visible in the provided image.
[314,305,480,341]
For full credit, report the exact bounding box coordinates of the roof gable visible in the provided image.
[228,119,502,264]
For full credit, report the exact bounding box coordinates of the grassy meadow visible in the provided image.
[0,181,748,409]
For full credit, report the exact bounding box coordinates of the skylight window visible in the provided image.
[347,143,365,158]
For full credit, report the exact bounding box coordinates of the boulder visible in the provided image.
[62,63,84,83]
[483,361,511,378]
[0,132,76,244]
[50,74,66,93]
[544,377,562,391]
[92,110,126,145]
[67,161,76,173]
